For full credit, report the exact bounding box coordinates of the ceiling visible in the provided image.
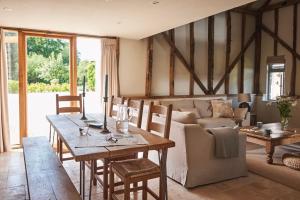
[0,0,255,39]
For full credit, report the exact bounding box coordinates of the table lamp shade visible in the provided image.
[238,93,251,102]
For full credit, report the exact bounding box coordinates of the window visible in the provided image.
[266,56,285,100]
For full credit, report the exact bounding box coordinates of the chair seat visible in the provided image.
[112,158,160,178]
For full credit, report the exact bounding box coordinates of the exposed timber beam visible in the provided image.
[264,0,300,12]
[162,32,209,94]
[253,14,262,94]
[225,11,231,95]
[169,29,175,96]
[116,38,121,97]
[232,8,257,16]
[261,24,300,60]
[274,8,279,56]
[290,4,298,96]
[208,16,215,94]
[213,32,256,94]
[189,23,195,96]
[145,36,153,97]
[259,0,272,12]
[239,13,246,93]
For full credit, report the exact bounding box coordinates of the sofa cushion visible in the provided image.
[193,100,212,118]
[179,108,201,118]
[171,111,197,124]
[211,100,234,118]
[196,118,236,128]
[233,108,248,120]
[160,100,194,111]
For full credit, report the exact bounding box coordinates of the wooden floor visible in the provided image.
[0,150,300,200]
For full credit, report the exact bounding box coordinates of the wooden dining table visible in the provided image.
[46,113,175,200]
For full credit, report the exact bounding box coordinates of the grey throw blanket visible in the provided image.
[207,127,239,158]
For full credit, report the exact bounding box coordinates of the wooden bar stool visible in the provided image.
[51,94,82,162]
[91,98,144,200]
[109,102,172,200]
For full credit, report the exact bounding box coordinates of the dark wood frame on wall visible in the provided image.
[144,0,300,98]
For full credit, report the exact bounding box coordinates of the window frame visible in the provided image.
[266,62,285,101]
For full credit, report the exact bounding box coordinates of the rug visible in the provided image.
[246,142,300,191]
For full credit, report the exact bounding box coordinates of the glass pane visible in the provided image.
[269,72,284,100]
[77,37,101,114]
[26,36,70,137]
[4,30,20,145]
[271,63,285,70]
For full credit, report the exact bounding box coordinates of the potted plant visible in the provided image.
[268,96,297,130]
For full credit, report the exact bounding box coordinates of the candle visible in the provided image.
[83,76,86,94]
[105,74,108,98]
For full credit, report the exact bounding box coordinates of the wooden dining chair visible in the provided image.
[109,96,125,118]
[127,98,144,128]
[51,94,82,162]
[91,98,145,200]
[109,102,172,200]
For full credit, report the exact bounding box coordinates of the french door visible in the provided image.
[4,30,102,146]
[17,31,77,143]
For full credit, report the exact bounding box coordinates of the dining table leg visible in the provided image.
[159,149,168,200]
[89,160,95,200]
[80,162,82,196]
[103,158,109,200]
[80,161,86,200]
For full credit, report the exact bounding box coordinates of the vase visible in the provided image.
[280,117,289,131]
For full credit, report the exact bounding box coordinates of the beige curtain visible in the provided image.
[100,38,119,98]
[0,29,10,152]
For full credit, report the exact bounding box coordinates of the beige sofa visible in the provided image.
[144,96,248,188]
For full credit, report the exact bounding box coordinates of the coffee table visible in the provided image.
[240,123,300,164]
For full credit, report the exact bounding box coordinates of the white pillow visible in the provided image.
[171,111,197,124]
[179,108,201,119]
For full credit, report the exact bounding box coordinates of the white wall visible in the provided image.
[119,38,147,96]
[151,12,255,96]
[118,11,256,97]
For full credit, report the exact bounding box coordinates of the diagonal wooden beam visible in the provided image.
[231,8,257,16]
[213,32,256,94]
[162,32,209,94]
[258,0,272,12]
[264,0,300,12]
[261,24,300,60]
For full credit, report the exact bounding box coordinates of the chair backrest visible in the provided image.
[56,94,82,115]
[109,96,125,118]
[146,101,172,139]
[127,99,144,128]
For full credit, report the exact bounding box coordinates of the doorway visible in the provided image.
[25,35,72,137]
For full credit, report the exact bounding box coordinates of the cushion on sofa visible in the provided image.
[196,118,236,128]
[193,100,212,118]
[211,100,234,118]
[179,108,201,118]
[160,99,194,111]
[171,111,198,124]
[233,108,248,120]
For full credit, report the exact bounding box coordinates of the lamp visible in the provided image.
[238,93,251,112]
